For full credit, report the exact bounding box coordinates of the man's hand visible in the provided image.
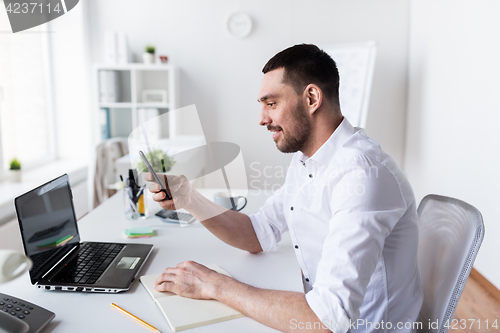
[146,172,263,253]
[146,173,192,210]
[154,261,224,300]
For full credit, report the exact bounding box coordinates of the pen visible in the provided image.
[137,188,146,216]
[135,186,145,200]
[124,187,140,214]
[128,196,140,214]
[129,169,140,197]
[111,303,161,333]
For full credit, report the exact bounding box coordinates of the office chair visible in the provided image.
[417,195,485,333]
[90,138,129,208]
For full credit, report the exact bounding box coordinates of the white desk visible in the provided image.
[0,189,302,333]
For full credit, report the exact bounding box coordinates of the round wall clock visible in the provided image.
[226,12,252,39]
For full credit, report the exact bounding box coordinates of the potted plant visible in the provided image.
[143,45,156,64]
[136,149,175,174]
[9,158,21,182]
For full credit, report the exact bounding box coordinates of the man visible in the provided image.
[147,44,423,333]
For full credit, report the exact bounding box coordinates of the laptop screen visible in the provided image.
[15,174,80,261]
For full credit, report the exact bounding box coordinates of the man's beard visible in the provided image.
[269,102,312,154]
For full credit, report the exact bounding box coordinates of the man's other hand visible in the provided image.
[154,261,224,300]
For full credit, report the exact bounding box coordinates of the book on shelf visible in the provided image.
[100,108,110,140]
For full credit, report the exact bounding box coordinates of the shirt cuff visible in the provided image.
[306,287,351,333]
[248,213,279,252]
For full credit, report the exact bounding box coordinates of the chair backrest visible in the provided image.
[417,195,484,333]
[91,138,129,208]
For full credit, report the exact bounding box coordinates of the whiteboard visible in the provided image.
[322,41,377,128]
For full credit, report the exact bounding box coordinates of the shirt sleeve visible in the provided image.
[248,186,288,252]
[305,156,408,331]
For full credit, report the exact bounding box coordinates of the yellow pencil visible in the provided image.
[111,303,161,333]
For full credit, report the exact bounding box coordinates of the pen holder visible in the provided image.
[123,185,148,220]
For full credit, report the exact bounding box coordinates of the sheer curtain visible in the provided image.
[0,15,55,174]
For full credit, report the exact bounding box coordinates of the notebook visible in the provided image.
[140,264,244,331]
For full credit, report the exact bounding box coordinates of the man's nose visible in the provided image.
[259,107,271,127]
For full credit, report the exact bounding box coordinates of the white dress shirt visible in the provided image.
[249,118,423,333]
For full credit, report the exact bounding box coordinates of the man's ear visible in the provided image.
[304,84,322,115]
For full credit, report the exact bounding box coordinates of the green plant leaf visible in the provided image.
[136,149,174,173]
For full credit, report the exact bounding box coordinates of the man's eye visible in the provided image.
[268,103,276,107]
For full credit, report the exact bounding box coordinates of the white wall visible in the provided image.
[406,0,500,288]
[86,0,410,189]
[48,1,92,162]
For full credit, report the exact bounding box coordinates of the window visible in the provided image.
[0,19,55,177]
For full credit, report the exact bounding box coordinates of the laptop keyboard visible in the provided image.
[51,243,124,285]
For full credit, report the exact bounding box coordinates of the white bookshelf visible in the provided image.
[93,64,179,143]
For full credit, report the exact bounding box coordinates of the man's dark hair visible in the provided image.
[262,44,340,107]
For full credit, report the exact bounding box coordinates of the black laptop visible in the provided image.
[14,174,153,293]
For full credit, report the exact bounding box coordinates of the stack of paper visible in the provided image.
[124,227,155,239]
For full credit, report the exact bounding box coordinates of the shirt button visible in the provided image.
[309,174,313,178]
[305,278,310,282]
[290,206,294,211]
[294,245,299,249]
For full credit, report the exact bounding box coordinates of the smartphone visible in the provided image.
[138,150,172,200]
[155,209,196,224]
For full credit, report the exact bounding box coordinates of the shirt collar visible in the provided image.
[298,117,356,167]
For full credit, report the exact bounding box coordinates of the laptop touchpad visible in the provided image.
[116,257,141,270]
